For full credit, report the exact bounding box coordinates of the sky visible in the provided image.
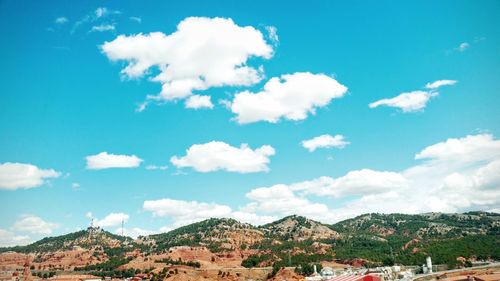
[0,0,499,246]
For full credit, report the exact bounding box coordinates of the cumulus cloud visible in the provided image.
[85,152,143,170]
[231,72,348,124]
[185,95,214,109]
[425,80,457,89]
[12,215,58,234]
[0,162,60,190]
[144,133,500,226]
[0,229,31,247]
[101,17,273,110]
[249,133,500,222]
[302,134,350,152]
[95,212,129,227]
[143,198,232,227]
[244,184,330,219]
[289,169,408,197]
[143,198,276,228]
[171,141,275,173]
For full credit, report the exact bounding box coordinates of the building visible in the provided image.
[320,275,381,281]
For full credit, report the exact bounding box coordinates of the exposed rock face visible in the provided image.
[268,268,303,281]
[1,212,498,274]
[260,215,340,241]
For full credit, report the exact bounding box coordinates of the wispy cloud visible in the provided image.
[129,16,142,23]
[455,42,469,52]
[55,17,68,24]
[72,7,121,34]
[369,79,457,113]
[90,24,116,33]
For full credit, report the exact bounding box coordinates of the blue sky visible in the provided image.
[1,0,499,244]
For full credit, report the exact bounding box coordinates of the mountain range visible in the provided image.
[1,211,498,277]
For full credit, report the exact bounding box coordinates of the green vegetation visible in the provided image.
[155,257,201,268]
[74,256,133,272]
[148,218,247,252]
[2,212,498,272]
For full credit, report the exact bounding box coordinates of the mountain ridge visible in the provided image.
[1,211,498,271]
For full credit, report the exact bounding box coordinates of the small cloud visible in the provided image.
[185,95,214,109]
[145,165,168,171]
[85,212,94,219]
[55,17,68,24]
[218,99,232,109]
[129,16,142,23]
[302,134,350,152]
[12,215,59,234]
[71,182,81,190]
[425,79,457,89]
[265,26,279,44]
[171,170,188,176]
[90,24,115,33]
[95,7,108,18]
[455,42,469,52]
[85,152,143,170]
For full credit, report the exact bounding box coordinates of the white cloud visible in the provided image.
[370,80,457,113]
[143,198,278,228]
[302,134,350,152]
[12,215,58,234]
[91,24,115,32]
[185,95,214,109]
[0,162,60,190]
[143,198,232,228]
[71,7,120,34]
[129,16,142,23]
[456,42,469,52]
[171,141,275,173]
[145,165,168,170]
[142,134,500,226]
[0,229,31,247]
[85,152,143,170]
[101,17,273,110]
[115,227,155,238]
[244,184,331,219]
[414,133,500,164]
[55,17,68,24]
[369,91,436,112]
[231,72,348,124]
[425,80,457,89]
[289,169,408,198]
[265,26,279,44]
[95,7,111,18]
[95,212,129,228]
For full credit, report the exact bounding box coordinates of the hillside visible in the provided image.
[260,215,340,241]
[0,212,498,276]
[330,212,500,267]
[143,218,264,253]
[0,227,135,254]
